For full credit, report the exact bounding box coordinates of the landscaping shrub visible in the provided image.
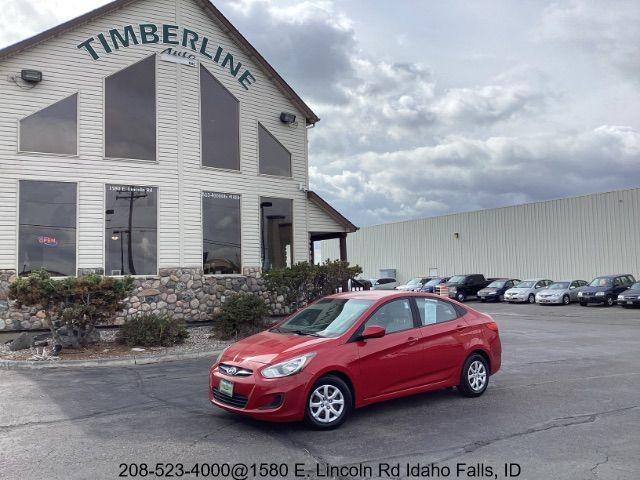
[213,294,269,340]
[9,270,133,349]
[117,314,189,347]
[263,259,362,311]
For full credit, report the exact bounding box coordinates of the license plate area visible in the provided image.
[219,379,234,397]
[627,301,633,305]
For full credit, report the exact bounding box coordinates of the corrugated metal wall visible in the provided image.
[320,188,640,283]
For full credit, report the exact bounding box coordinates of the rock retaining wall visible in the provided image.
[0,267,287,331]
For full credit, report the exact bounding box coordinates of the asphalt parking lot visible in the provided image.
[1,301,639,480]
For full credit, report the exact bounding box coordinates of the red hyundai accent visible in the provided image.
[209,291,501,429]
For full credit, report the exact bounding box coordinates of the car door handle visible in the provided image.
[407,336,419,345]
[455,324,466,332]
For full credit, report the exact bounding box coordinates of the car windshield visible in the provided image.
[406,278,422,286]
[590,277,612,287]
[275,298,374,338]
[425,278,441,286]
[631,282,640,290]
[549,282,570,289]
[487,281,505,288]
[515,281,535,288]
[448,275,466,284]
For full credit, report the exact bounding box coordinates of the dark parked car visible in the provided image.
[617,281,640,307]
[446,274,492,302]
[578,274,636,307]
[477,278,521,302]
[419,277,450,293]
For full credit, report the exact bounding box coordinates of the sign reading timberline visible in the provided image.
[77,24,256,90]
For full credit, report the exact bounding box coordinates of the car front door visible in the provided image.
[354,298,423,400]
[414,297,468,386]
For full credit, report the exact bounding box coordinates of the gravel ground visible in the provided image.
[0,325,230,361]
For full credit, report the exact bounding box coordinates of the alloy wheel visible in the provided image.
[467,360,487,392]
[563,295,570,305]
[528,294,535,304]
[309,384,345,424]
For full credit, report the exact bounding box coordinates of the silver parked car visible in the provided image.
[370,277,398,290]
[396,277,432,291]
[536,280,588,305]
[504,278,554,304]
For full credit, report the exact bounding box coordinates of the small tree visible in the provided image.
[9,270,133,349]
[213,294,270,340]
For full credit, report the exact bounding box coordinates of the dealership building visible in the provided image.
[0,0,357,331]
[321,187,640,284]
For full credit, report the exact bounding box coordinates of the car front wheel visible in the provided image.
[563,295,570,305]
[605,296,614,307]
[305,375,352,430]
[528,294,535,304]
[456,292,466,302]
[458,354,489,397]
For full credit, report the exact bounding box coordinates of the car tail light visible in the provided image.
[486,322,499,332]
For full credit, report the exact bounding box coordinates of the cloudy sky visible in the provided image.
[3,0,640,226]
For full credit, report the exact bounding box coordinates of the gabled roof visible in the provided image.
[0,0,320,125]
[307,191,358,233]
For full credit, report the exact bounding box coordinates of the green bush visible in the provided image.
[117,314,189,347]
[213,294,269,340]
[9,270,133,349]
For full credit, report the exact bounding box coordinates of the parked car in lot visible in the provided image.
[504,278,554,304]
[617,282,640,307]
[369,278,398,290]
[446,274,492,302]
[209,291,501,429]
[579,274,636,307]
[536,280,588,305]
[418,277,449,293]
[477,278,521,302]
[396,277,433,291]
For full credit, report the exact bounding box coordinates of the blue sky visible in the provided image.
[2,0,640,226]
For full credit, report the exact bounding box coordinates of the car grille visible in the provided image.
[212,387,249,408]
[218,364,253,377]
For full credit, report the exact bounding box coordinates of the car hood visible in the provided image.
[506,287,533,294]
[222,330,333,365]
[621,288,640,295]
[580,286,612,293]
[538,289,564,295]
[396,284,416,291]
[478,287,498,294]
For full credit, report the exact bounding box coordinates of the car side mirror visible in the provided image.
[361,325,386,340]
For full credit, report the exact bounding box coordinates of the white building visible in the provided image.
[321,188,640,284]
[0,0,356,331]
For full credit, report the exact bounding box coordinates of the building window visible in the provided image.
[202,192,241,274]
[105,55,156,161]
[201,65,240,170]
[18,180,76,277]
[105,185,157,276]
[260,197,293,270]
[19,94,77,155]
[258,124,291,177]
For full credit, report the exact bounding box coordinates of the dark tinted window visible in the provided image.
[364,299,414,334]
[105,55,156,160]
[201,66,240,170]
[105,185,157,275]
[20,94,77,155]
[19,181,76,277]
[202,192,241,274]
[415,298,459,325]
[260,197,293,270]
[258,124,291,177]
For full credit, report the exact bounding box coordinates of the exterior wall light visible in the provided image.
[280,112,296,124]
[21,69,43,83]
[454,232,460,239]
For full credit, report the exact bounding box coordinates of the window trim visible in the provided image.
[17,91,80,157]
[103,183,160,277]
[257,122,293,179]
[102,54,159,164]
[16,179,79,278]
[201,189,243,276]
[199,64,242,173]
[259,196,294,271]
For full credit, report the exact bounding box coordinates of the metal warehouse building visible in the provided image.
[0,0,357,332]
[321,188,640,284]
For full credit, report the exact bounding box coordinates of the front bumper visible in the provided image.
[478,292,500,301]
[209,362,310,422]
[579,295,608,304]
[504,294,527,303]
[537,296,563,304]
[617,298,640,306]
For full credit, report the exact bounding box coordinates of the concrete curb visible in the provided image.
[0,348,223,370]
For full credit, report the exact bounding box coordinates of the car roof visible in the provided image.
[327,290,435,301]
[593,274,633,278]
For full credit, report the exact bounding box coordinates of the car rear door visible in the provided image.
[414,297,468,386]
[354,298,424,400]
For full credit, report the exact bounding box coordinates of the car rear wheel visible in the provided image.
[563,295,570,305]
[305,375,352,430]
[528,294,535,304]
[458,354,489,397]
[456,292,466,302]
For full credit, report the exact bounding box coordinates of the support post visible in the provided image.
[339,233,348,292]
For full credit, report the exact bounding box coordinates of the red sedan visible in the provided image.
[209,291,501,429]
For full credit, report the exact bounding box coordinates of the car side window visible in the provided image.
[364,299,414,334]
[415,298,459,326]
[614,277,622,287]
[570,281,578,289]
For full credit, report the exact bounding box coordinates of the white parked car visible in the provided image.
[370,277,398,290]
[396,277,432,291]
[504,278,554,304]
[536,280,588,305]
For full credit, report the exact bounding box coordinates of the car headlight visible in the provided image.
[578,292,583,297]
[618,295,625,300]
[261,353,316,379]
[595,291,605,296]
